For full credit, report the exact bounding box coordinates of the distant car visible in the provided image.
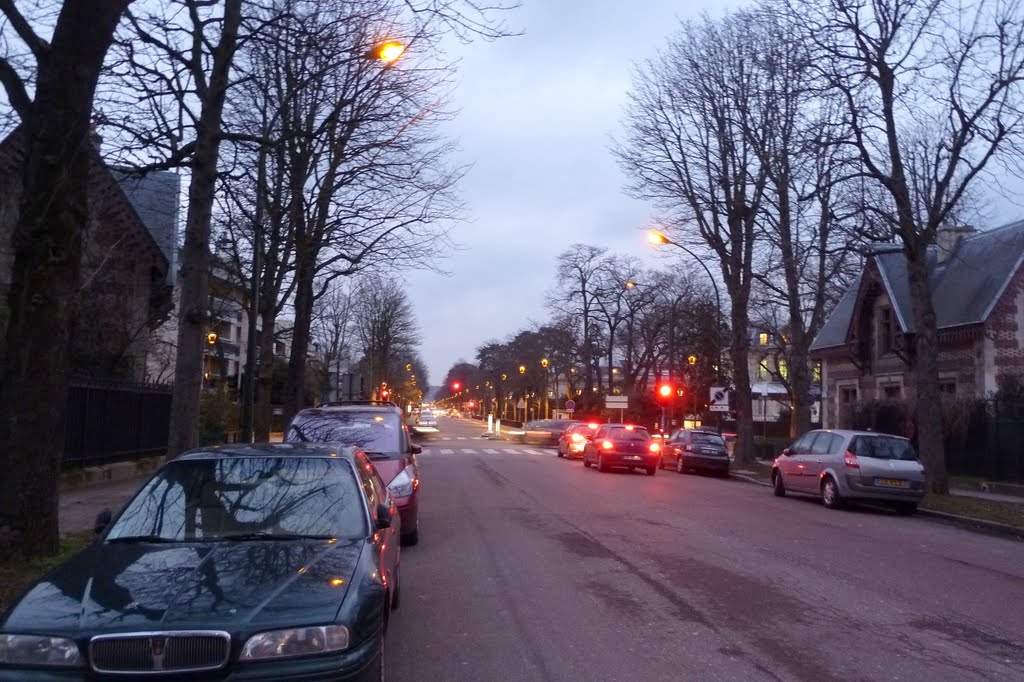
[0,443,398,681]
[511,419,578,447]
[556,422,599,459]
[582,424,661,475]
[416,410,438,428]
[287,401,423,545]
[771,429,927,515]
[662,429,730,476]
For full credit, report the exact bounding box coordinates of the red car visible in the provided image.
[582,423,661,475]
[286,401,422,546]
[556,421,600,459]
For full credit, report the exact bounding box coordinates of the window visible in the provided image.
[881,383,902,400]
[778,360,789,381]
[758,332,769,346]
[810,433,840,455]
[878,307,894,355]
[939,379,957,395]
[758,360,770,380]
[813,363,822,383]
[789,432,816,454]
[838,385,858,404]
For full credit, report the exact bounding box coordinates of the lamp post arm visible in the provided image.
[664,238,723,382]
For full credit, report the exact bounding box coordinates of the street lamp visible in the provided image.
[649,229,724,383]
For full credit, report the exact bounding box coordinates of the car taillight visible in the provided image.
[649,442,660,453]
[571,433,584,443]
[601,440,614,450]
[684,444,694,452]
[844,451,860,468]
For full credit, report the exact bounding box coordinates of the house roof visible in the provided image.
[810,222,1024,353]
[110,169,181,283]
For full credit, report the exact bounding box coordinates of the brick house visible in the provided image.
[0,130,179,381]
[810,223,1024,428]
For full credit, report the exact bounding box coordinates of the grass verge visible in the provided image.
[920,494,1024,530]
[0,532,92,616]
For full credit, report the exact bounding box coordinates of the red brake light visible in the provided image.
[571,433,584,443]
[624,425,635,431]
[844,450,860,468]
[587,423,599,429]
[649,442,660,453]
[601,440,614,450]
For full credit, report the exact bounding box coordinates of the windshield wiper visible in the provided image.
[107,535,177,544]
[221,532,338,542]
[362,451,392,460]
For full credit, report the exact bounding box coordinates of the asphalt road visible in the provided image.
[386,416,1024,681]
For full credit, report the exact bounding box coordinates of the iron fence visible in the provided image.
[64,377,172,467]
[946,399,1024,483]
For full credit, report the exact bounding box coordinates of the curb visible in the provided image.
[729,470,1024,540]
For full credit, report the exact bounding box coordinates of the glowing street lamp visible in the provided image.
[519,365,526,374]
[371,40,406,63]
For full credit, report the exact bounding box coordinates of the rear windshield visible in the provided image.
[691,432,726,446]
[286,411,403,456]
[850,435,916,461]
[607,427,651,442]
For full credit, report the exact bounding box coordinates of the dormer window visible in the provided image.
[758,332,769,346]
[877,307,894,356]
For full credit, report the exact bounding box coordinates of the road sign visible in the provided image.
[516,398,526,409]
[565,400,576,411]
[605,395,628,409]
[709,386,730,412]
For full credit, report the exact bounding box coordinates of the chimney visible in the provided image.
[935,224,975,264]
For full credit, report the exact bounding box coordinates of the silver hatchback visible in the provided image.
[771,429,927,515]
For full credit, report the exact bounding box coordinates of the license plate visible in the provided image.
[875,478,909,488]
[626,455,642,461]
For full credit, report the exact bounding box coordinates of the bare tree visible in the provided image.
[0,0,134,558]
[549,244,607,405]
[351,274,422,395]
[311,280,356,399]
[789,0,1024,493]
[615,10,770,468]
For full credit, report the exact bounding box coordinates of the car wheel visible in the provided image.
[598,454,609,472]
[676,456,686,474]
[583,454,592,468]
[557,447,564,458]
[894,501,918,516]
[646,465,657,476]
[400,520,419,547]
[772,470,786,497]
[391,564,401,611]
[821,476,844,509]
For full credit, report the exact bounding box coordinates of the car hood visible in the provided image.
[1,538,365,636]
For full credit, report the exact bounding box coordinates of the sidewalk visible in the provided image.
[60,474,150,534]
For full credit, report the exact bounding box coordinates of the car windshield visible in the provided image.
[851,435,917,461]
[607,427,650,441]
[106,457,368,542]
[691,432,726,446]
[286,410,402,454]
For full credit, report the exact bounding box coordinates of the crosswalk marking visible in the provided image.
[462,449,478,454]
[483,448,500,454]
[524,449,545,455]
[440,449,455,454]
[418,446,557,457]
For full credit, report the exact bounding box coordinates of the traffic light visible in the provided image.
[452,382,461,391]
[380,388,390,399]
[656,382,674,403]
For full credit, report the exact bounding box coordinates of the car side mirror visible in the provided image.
[94,508,112,537]
[780,448,790,457]
[411,444,422,455]
[376,504,393,530]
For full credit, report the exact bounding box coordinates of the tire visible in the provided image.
[390,564,400,610]
[676,456,686,474]
[772,470,786,497]
[894,501,918,516]
[646,465,657,476]
[557,447,564,458]
[598,454,609,472]
[400,520,419,547]
[821,476,844,509]
[583,455,592,468]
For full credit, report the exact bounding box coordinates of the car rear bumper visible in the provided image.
[843,475,925,502]
[603,452,659,468]
[680,454,730,472]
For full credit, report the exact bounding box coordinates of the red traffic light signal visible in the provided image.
[452,382,461,391]
[657,383,673,401]
[380,388,390,399]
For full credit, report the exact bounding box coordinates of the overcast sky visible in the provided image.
[403,0,727,386]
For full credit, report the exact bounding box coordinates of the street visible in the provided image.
[387,417,1024,681]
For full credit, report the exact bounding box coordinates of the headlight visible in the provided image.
[241,625,349,660]
[0,634,82,666]
[387,466,415,497]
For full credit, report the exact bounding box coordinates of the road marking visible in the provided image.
[462,449,478,454]
[440,449,455,455]
[524,449,546,455]
[483,448,500,454]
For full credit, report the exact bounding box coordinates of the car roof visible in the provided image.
[177,442,359,461]
[295,404,404,417]
[805,429,908,440]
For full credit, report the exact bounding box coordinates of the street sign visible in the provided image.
[516,398,526,409]
[605,395,628,409]
[565,399,576,411]
[709,386,730,412]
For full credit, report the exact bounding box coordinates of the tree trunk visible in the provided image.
[788,333,813,437]
[730,305,756,469]
[906,248,949,494]
[286,254,315,423]
[0,0,132,558]
[167,0,243,458]
[254,308,276,441]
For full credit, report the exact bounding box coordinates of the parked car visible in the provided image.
[510,419,579,446]
[661,429,730,476]
[771,429,927,515]
[556,422,600,459]
[0,443,398,681]
[287,401,422,545]
[582,424,661,475]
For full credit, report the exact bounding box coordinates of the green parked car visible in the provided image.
[0,443,401,681]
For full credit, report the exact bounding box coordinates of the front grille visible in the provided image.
[90,631,231,674]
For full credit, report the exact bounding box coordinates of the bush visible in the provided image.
[199,392,238,445]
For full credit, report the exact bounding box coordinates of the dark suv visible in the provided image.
[663,429,730,476]
[286,401,422,546]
